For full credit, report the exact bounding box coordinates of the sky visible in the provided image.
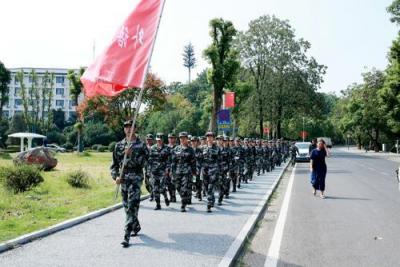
[0,0,398,94]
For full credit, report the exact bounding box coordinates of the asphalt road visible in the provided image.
[277,148,400,267]
[0,165,286,267]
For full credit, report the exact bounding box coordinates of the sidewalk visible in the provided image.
[0,165,287,267]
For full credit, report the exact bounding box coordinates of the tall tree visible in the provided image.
[388,0,400,25]
[67,67,85,152]
[236,15,325,138]
[204,18,240,133]
[379,0,400,135]
[67,67,85,103]
[0,61,11,118]
[183,43,196,84]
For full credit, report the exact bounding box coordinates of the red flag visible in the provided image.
[81,0,165,98]
[225,92,235,108]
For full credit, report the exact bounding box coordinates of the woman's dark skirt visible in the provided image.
[311,167,327,191]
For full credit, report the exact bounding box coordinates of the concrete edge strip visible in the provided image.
[0,194,150,254]
[218,162,290,267]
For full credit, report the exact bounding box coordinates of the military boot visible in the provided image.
[121,233,130,247]
[131,224,141,237]
[207,204,212,213]
[164,195,170,206]
[154,200,161,210]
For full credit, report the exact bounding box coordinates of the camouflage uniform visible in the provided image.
[229,138,241,192]
[243,140,252,183]
[166,134,177,202]
[202,137,221,212]
[192,137,203,201]
[171,132,196,212]
[218,138,231,203]
[148,140,170,210]
[144,134,154,201]
[255,141,264,176]
[111,135,148,245]
[262,141,271,173]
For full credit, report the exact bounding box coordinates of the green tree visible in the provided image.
[0,61,11,118]
[204,18,240,133]
[388,0,400,25]
[236,15,326,138]
[183,43,196,84]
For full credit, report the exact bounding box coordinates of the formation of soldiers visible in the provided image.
[111,120,295,247]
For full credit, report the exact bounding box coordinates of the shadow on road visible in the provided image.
[324,196,371,201]
[134,233,234,256]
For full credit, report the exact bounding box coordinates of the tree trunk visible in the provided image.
[259,98,263,138]
[211,88,218,133]
[188,68,191,85]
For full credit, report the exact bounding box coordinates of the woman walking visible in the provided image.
[310,139,329,198]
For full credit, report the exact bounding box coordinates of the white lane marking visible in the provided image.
[264,165,296,267]
[380,172,390,176]
[368,167,375,171]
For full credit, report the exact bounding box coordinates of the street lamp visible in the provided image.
[302,117,305,142]
[347,134,350,150]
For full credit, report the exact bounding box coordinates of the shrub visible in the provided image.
[66,170,90,188]
[63,142,74,150]
[108,142,116,152]
[91,144,101,151]
[97,146,107,152]
[0,165,44,193]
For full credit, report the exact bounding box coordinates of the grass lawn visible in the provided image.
[0,151,148,243]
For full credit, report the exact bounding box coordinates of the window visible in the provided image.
[69,100,77,108]
[56,76,65,84]
[28,76,33,83]
[14,76,18,84]
[56,100,64,107]
[2,111,9,118]
[56,88,64,96]
[14,87,21,96]
[15,99,23,106]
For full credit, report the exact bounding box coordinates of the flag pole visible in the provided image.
[115,0,167,200]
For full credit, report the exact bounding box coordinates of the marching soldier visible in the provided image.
[148,133,170,210]
[202,132,221,212]
[166,133,178,203]
[145,134,154,201]
[216,135,230,205]
[191,136,204,201]
[171,132,196,212]
[111,120,148,247]
[255,139,264,176]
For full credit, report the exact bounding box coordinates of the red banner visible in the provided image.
[225,92,235,108]
[263,127,270,134]
[81,0,165,98]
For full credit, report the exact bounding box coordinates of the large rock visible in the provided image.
[14,147,58,171]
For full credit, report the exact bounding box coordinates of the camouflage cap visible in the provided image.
[155,133,164,140]
[200,136,206,140]
[123,120,136,127]
[190,136,199,141]
[146,134,154,140]
[179,131,188,138]
[216,135,224,140]
[205,131,214,137]
[168,133,177,138]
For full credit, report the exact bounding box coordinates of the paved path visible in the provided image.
[0,165,286,267]
[274,149,400,267]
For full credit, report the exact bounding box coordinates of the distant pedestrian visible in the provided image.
[310,139,329,199]
[309,138,317,154]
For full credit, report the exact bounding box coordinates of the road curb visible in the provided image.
[218,161,290,267]
[0,194,150,254]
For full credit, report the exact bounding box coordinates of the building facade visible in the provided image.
[3,68,80,121]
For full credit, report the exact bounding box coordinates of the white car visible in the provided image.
[47,144,66,153]
[295,142,311,162]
